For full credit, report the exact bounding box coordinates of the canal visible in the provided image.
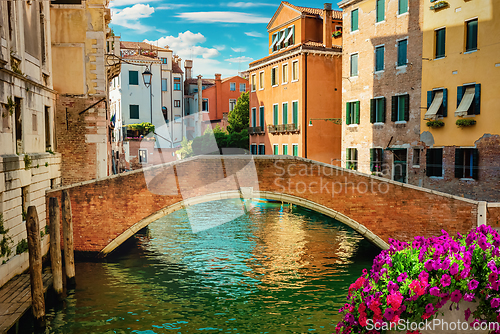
[43,199,380,333]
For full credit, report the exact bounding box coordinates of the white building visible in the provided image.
[109,42,186,169]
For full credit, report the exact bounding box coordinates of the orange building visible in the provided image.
[248,2,343,165]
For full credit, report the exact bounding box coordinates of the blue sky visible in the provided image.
[110,1,341,78]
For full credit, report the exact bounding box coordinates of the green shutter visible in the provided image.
[472,149,479,180]
[426,149,433,176]
[435,28,446,58]
[351,54,358,76]
[293,102,298,126]
[293,145,298,156]
[455,148,464,178]
[346,148,351,168]
[252,108,256,127]
[271,69,275,86]
[379,97,386,123]
[130,105,139,119]
[351,9,358,31]
[346,102,351,125]
[370,99,376,123]
[283,103,288,124]
[404,94,410,121]
[474,84,481,115]
[375,46,384,71]
[129,71,138,85]
[259,107,265,127]
[273,105,278,125]
[376,0,385,22]
[398,40,407,66]
[370,148,374,171]
[457,86,464,107]
[442,88,448,117]
[398,0,408,14]
[391,96,398,121]
[355,101,360,124]
[283,145,288,155]
[274,145,278,155]
[466,19,478,52]
[427,91,433,109]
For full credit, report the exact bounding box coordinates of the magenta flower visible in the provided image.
[387,281,399,294]
[465,308,471,321]
[464,293,475,302]
[450,262,459,276]
[491,298,500,308]
[424,260,434,271]
[441,258,450,271]
[451,290,462,303]
[441,274,451,287]
[430,287,440,296]
[397,272,408,283]
[468,279,479,291]
[425,303,435,314]
[384,307,395,321]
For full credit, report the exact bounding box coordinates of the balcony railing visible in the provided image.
[267,125,277,134]
[268,123,300,134]
[248,126,265,135]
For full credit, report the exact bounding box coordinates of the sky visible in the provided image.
[109,1,341,78]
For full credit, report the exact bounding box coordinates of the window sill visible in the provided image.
[349,75,358,79]
[463,114,476,118]
[291,79,299,83]
[459,178,476,181]
[347,124,358,128]
[412,165,420,168]
[396,64,407,69]
[464,49,478,55]
[374,70,385,74]
[395,121,407,124]
[251,90,256,92]
[397,11,409,17]
[429,176,444,179]
[282,82,288,85]
[375,20,386,25]
[434,56,445,60]
[373,122,385,126]
[350,30,359,34]
[272,85,279,88]
[259,88,264,91]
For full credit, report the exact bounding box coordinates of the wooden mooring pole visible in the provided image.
[49,197,64,300]
[62,189,76,286]
[26,206,46,330]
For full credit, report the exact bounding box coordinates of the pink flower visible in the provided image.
[441,274,451,287]
[451,290,462,303]
[491,298,500,308]
[450,262,459,276]
[468,279,479,291]
[464,308,471,322]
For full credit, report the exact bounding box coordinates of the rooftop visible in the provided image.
[282,1,342,20]
[172,62,184,74]
[120,41,171,52]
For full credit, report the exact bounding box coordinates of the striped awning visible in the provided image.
[424,91,443,120]
[455,87,475,117]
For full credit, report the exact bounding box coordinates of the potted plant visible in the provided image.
[426,120,445,128]
[430,1,449,10]
[456,119,476,128]
[336,225,500,334]
[333,30,343,37]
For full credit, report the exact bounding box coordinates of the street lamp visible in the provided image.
[142,67,152,88]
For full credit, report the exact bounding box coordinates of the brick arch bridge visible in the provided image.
[46,156,492,256]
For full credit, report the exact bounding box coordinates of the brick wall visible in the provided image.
[46,156,481,255]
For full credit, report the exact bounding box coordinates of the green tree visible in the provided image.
[176,137,193,159]
[227,92,249,134]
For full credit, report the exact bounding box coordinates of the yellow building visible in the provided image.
[248,2,343,165]
[420,0,500,201]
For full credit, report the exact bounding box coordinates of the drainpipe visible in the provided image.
[304,52,308,159]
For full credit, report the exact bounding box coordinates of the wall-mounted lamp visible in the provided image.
[308,118,342,126]
[142,67,152,88]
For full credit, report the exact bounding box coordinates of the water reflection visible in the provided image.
[44,199,379,333]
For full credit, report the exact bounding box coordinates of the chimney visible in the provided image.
[323,3,333,48]
[185,60,193,80]
[215,74,222,120]
[197,75,203,113]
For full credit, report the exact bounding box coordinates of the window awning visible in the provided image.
[284,26,294,44]
[276,30,287,46]
[269,34,278,50]
[455,86,475,117]
[424,91,443,120]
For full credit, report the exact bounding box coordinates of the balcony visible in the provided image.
[268,123,300,134]
[248,126,265,135]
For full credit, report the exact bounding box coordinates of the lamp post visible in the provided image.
[142,65,153,124]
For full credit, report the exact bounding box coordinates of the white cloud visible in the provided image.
[191,58,241,78]
[109,0,161,7]
[226,2,276,8]
[144,31,220,59]
[231,47,246,53]
[111,4,155,32]
[244,31,264,38]
[214,45,226,51]
[177,11,269,24]
[225,56,253,63]
[156,3,192,10]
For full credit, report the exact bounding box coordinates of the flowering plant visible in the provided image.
[336,225,500,334]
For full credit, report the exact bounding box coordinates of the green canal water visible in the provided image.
[43,199,379,333]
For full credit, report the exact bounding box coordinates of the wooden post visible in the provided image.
[49,197,64,300]
[26,206,46,330]
[62,190,75,286]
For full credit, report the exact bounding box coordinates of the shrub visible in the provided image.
[456,119,477,128]
[426,120,444,128]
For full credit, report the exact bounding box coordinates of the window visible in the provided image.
[370,148,383,173]
[398,0,408,14]
[283,144,288,155]
[251,108,257,127]
[282,103,288,125]
[435,28,446,59]
[292,144,298,157]
[202,99,208,112]
[240,83,246,92]
[351,9,359,32]
[393,149,407,183]
[370,97,386,123]
[32,114,37,132]
[391,94,409,122]
[292,101,299,126]
[139,149,147,163]
[251,144,257,155]
[292,61,299,81]
[282,26,295,48]
[350,53,358,77]
[273,104,279,125]
[413,148,420,167]
[455,148,479,179]
[174,78,181,90]
[174,100,181,107]
[130,105,139,119]
[397,39,408,66]
[456,84,480,116]
[375,46,384,72]
[346,101,360,125]
[230,82,236,91]
[426,148,443,177]
[51,0,82,4]
[44,106,51,150]
[273,144,279,155]
[174,115,181,123]
[251,74,256,91]
[162,78,168,91]
[259,107,265,126]
[271,67,278,86]
[259,71,264,89]
[229,99,237,112]
[346,148,358,170]
[466,19,478,52]
[376,0,385,22]
[161,58,168,64]
[425,89,448,119]
[282,63,288,83]
[129,71,139,85]
[258,144,265,155]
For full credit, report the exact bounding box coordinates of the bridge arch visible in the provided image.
[100,190,390,256]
